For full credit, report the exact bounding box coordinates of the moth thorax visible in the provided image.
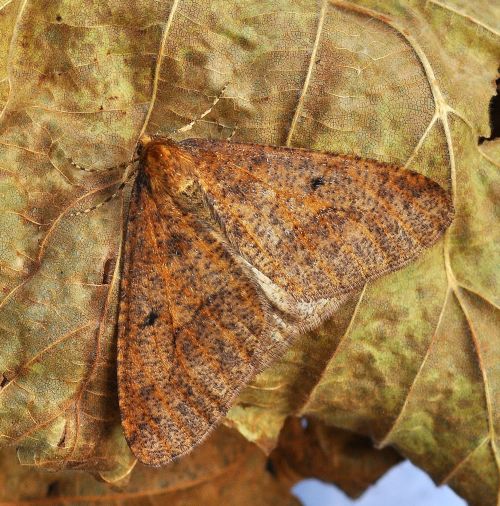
[144,142,205,212]
[164,162,204,212]
[172,178,207,215]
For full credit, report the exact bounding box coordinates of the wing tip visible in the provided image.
[426,186,455,243]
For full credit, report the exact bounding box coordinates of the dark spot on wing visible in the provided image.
[167,233,186,257]
[310,176,325,190]
[141,310,159,328]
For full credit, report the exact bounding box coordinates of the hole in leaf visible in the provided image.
[57,422,67,448]
[102,257,116,284]
[479,72,500,144]
[265,457,277,477]
[0,375,10,389]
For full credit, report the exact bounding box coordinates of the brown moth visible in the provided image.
[117,134,454,466]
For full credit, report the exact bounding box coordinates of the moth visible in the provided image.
[116,133,454,466]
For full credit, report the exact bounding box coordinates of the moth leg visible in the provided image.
[69,169,137,217]
[70,157,138,174]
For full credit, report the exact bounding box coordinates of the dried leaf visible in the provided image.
[270,416,402,498]
[0,1,497,505]
[0,427,299,505]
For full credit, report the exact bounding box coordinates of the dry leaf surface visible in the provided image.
[0,1,498,505]
[0,427,299,505]
[269,416,402,498]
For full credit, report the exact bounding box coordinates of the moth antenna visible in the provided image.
[172,84,229,135]
[70,158,139,174]
[70,165,137,217]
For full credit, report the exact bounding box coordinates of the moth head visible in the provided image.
[140,137,202,208]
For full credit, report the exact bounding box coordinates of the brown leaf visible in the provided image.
[0,426,299,505]
[270,416,402,498]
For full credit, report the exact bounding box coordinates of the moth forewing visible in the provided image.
[117,136,453,465]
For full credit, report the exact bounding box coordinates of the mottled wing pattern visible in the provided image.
[119,138,453,466]
[181,139,453,308]
[118,174,277,466]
